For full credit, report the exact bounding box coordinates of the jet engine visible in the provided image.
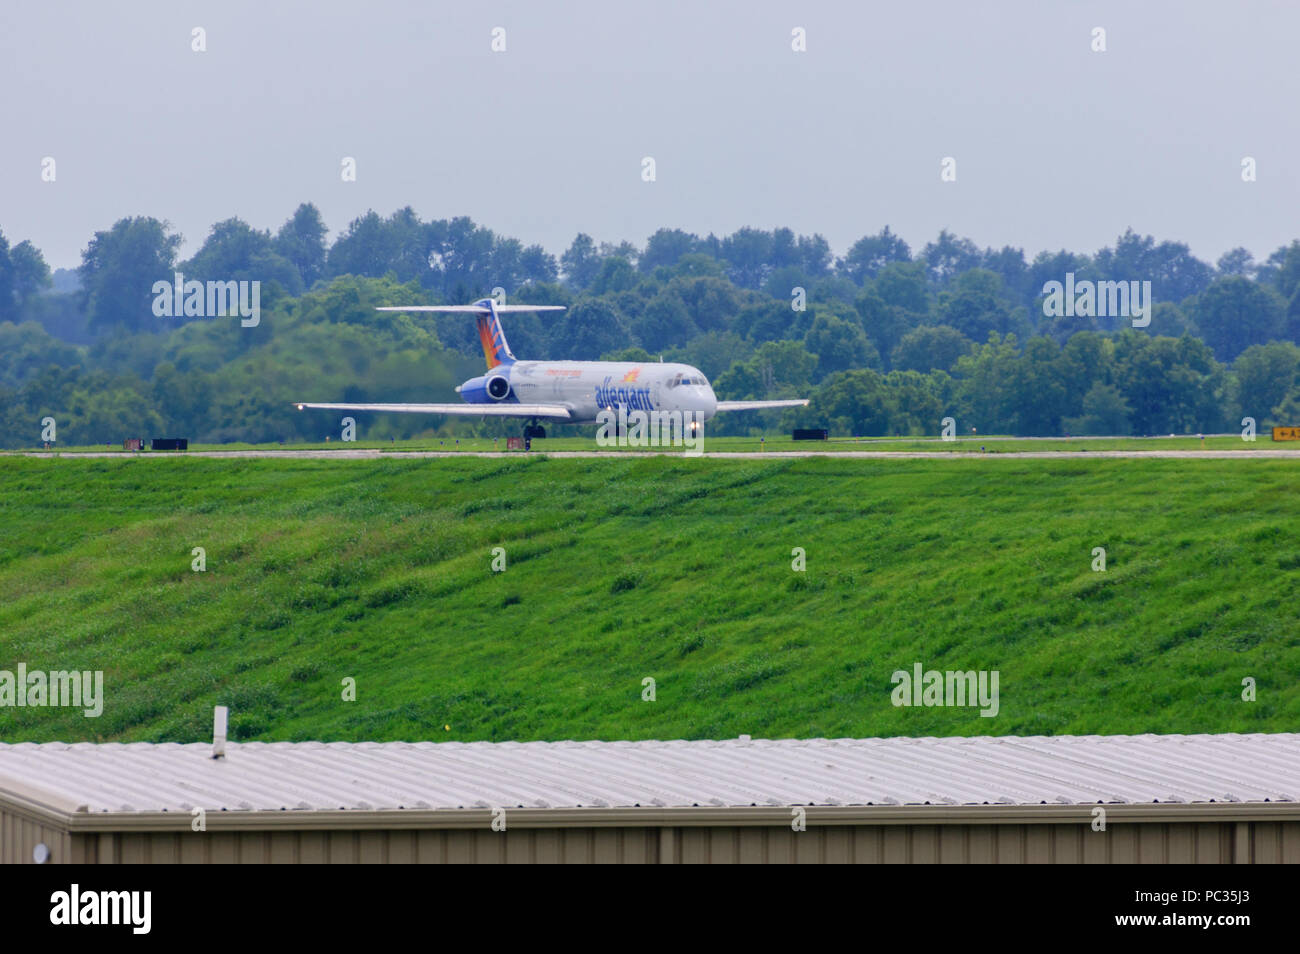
[485,374,511,401]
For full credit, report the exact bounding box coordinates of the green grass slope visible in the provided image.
[0,455,1296,743]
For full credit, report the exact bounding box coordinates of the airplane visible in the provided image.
[294,299,807,440]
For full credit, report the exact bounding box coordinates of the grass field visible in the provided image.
[1,454,1297,744]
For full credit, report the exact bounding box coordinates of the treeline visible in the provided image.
[2,205,1300,446]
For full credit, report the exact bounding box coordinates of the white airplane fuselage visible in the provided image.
[294,299,806,433]
[459,360,718,425]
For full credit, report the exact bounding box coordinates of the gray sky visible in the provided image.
[3,0,1297,270]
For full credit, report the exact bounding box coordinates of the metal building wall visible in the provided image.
[672,823,1248,863]
[662,822,1295,863]
[70,827,662,864]
[43,820,1300,863]
[0,806,73,866]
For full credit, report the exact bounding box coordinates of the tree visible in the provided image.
[922,230,981,287]
[732,299,810,343]
[663,330,752,380]
[326,210,410,281]
[714,340,816,400]
[558,299,630,359]
[561,233,601,289]
[79,217,182,332]
[883,370,948,435]
[762,265,812,303]
[632,290,697,352]
[184,217,302,294]
[1063,383,1132,436]
[425,214,495,292]
[599,240,639,266]
[657,253,725,282]
[600,346,653,363]
[1058,331,1115,399]
[275,203,329,288]
[937,269,1017,343]
[769,227,800,272]
[501,281,568,357]
[1216,247,1255,279]
[1232,342,1300,424]
[980,246,1029,303]
[9,239,51,315]
[810,275,860,309]
[590,256,638,295]
[1192,277,1285,362]
[0,320,82,388]
[953,333,1019,433]
[837,226,911,284]
[1113,332,1227,433]
[891,325,974,372]
[1271,387,1300,425]
[640,229,699,272]
[0,231,13,319]
[1094,229,1214,302]
[1008,337,1069,435]
[488,237,529,291]
[1149,301,1195,337]
[854,285,916,364]
[518,244,559,286]
[808,368,892,435]
[1258,241,1300,300]
[804,312,879,379]
[873,261,930,315]
[720,228,775,289]
[667,276,740,333]
[152,360,213,435]
[747,339,817,393]
[1027,249,1095,323]
[797,233,833,277]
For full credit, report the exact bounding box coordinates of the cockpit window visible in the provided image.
[671,372,709,387]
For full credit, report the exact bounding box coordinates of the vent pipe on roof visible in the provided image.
[212,705,228,759]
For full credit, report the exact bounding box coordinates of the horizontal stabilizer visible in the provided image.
[715,399,809,411]
[375,300,563,369]
[294,402,572,419]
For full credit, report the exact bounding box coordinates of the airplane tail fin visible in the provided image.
[475,299,514,369]
[375,300,566,370]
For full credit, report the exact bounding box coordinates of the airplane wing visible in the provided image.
[294,402,573,419]
[374,305,566,314]
[714,399,809,411]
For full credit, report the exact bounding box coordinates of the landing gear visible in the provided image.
[523,422,546,440]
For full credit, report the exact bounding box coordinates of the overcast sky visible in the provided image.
[2,0,1297,270]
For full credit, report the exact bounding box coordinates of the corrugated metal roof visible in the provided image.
[0,733,1296,815]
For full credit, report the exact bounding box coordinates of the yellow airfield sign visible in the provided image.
[1272,427,1300,441]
